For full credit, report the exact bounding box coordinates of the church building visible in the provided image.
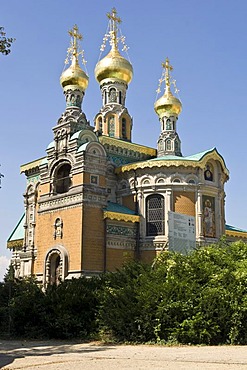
[7,9,244,285]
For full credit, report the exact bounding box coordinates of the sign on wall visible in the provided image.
[168,211,196,254]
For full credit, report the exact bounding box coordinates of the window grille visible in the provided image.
[146,194,165,236]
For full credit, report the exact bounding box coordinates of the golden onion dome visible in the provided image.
[60,58,89,92]
[154,58,182,117]
[154,89,182,117]
[95,47,133,85]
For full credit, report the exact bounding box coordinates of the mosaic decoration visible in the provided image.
[202,195,216,238]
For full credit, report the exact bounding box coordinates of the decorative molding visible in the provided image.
[39,193,83,212]
[104,211,139,223]
[99,136,156,156]
[106,225,137,237]
[7,239,23,249]
[106,240,135,249]
[116,151,229,178]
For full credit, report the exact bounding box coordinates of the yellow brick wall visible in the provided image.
[39,182,50,196]
[173,191,195,216]
[106,249,134,271]
[34,207,83,275]
[140,250,157,264]
[73,173,84,186]
[82,206,105,272]
[122,195,135,212]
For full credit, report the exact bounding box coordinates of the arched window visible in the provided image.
[204,164,213,181]
[166,139,172,151]
[109,88,117,102]
[122,118,127,139]
[146,194,165,236]
[49,253,61,285]
[98,117,103,132]
[55,163,71,194]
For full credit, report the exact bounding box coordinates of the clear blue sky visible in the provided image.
[1,0,247,279]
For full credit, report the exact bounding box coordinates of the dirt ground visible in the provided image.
[1,340,247,369]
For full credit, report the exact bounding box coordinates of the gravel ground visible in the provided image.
[1,340,247,369]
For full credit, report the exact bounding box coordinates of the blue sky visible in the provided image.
[1,0,247,279]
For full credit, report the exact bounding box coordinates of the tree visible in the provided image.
[0,27,15,55]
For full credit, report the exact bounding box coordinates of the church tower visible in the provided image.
[55,25,91,153]
[94,8,133,142]
[154,58,182,157]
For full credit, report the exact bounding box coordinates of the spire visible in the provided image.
[155,58,182,157]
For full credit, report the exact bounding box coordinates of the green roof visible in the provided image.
[225,224,247,233]
[7,214,25,242]
[152,148,217,162]
[105,202,136,215]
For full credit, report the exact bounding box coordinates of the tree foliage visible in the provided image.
[1,240,247,344]
[0,27,15,55]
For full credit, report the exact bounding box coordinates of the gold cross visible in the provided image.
[68,25,82,57]
[107,8,121,49]
[107,7,122,25]
[162,57,173,89]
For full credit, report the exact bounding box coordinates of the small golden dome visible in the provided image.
[95,48,133,85]
[154,90,182,117]
[60,59,89,92]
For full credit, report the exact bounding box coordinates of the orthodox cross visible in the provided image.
[162,57,173,90]
[68,24,82,59]
[107,8,121,49]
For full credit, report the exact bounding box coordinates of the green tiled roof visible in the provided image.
[225,224,247,233]
[105,202,136,215]
[151,148,217,162]
[7,214,25,242]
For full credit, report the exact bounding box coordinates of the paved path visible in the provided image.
[1,340,247,369]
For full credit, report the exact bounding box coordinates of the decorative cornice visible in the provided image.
[103,210,139,223]
[99,135,156,156]
[7,239,23,249]
[20,158,45,174]
[225,230,247,239]
[116,150,229,178]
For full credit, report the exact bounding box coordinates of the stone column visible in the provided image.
[196,188,204,243]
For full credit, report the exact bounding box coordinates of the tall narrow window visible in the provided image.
[146,194,165,236]
[49,253,61,285]
[108,116,115,137]
[166,139,172,151]
[122,118,127,139]
[98,117,103,132]
[109,88,117,102]
[55,163,71,194]
[119,91,122,104]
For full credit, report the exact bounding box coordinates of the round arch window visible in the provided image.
[55,163,71,194]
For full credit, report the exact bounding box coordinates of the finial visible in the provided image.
[107,8,121,51]
[99,8,130,56]
[162,57,173,93]
[64,24,87,69]
[156,57,180,97]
